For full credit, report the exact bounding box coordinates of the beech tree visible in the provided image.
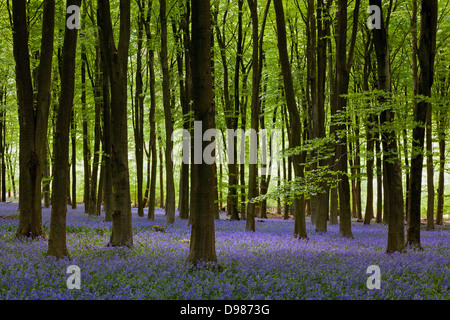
[370,0,406,253]
[160,0,176,225]
[274,0,307,239]
[407,0,438,248]
[47,0,82,259]
[186,0,217,265]
[11,0,55,238]
[97,0,133,247]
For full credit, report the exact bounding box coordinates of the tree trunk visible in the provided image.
[81,39,91,214]
[159,135,164,208]
[134,2,145,218]
[0,89,4,203]
[174,3,191,221]
[426,105,434,229]
[98,0,132,246]
[375,134,383,223]
[407,0,438,248]
[88,90,101,215]
[71,110,77,209]
[101,57,113,222]
[281,106,290,220]
[187,0,218,266]
[160,0,176,224]
[274,0,306,239]
[142,0,157,220]
[335,0,359,238]
[12,0,55,239]
[245,0,260,232]
[370,0,406,253]
[96,160,104,216]
[315,0,331,233]
[47,0,81,258]
[435,81,446,226]
[214,4,239,222]
[231,0,244,221]
[239,74,249,220]
[364,115,374,225]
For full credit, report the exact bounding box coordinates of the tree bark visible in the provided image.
[426,105,434,230]
[335,0,360,238]
[80,37,91,214]
[245,0,260,232]
[370,0,406,253]
[315,0,331,233]
[98,0,133,246]
[160,0,176,224]
[407,0,438,248]
[47,0,81,258]
[142,0,157,220]
[71,110,77,209]
[232,0,244,221]
[134,1,145,218]
[101,56,113,222]
[186,0,218,266]
[214,3,239,222]
[273,0,307,239]
[435,76,447,226]
[12,0,55,239]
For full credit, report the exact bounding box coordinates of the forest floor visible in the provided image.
[0,201,448,300]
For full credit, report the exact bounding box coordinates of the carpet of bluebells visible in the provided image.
[0,201,448,300]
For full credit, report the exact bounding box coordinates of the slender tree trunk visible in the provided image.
[142,0,157,220]
[87,45,103,216]
[281,106,290,220]
[426,105,434,229]
[245,0,260,232]
[134,2,145,218]
[98,0,133,246]
[364,115,374,225]
[363,28,374,225]
[71,110,77,209]
[174,3,191,220]
[240,72,249,219]
[370,0,406,253]
[335,0,359,238]
[101,58,113,222]
[133,3,145,217]
[159,135,164,208]
[327,31,338,226]
[274,0,306,239]
[403,126,410,221]
[315,0,331,232]
[96,160,104,216]
[47,0,81,258]
[0,90,4,203]
[89,94,101,215]
[231,0,244,221]
[407,0,438,248]
[81,40,91,214]
[43,141,50,208]
[160,0,176,224]
[214,4,239,221]
[375,133,383,223]
[435,82,446,226]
